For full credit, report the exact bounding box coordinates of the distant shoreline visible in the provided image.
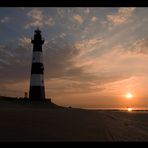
[0,95,148,112]
[83,107,148,111]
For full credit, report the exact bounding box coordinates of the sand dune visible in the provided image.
[0,101,148,141]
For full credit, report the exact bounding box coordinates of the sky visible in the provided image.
[0,7,148,108]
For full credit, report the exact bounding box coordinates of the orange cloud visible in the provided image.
[91,16,98,22]
[73,14,83,24]
[107,7,135,25]
[25,8,55,29]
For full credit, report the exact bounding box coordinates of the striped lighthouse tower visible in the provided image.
[29,28,45,101]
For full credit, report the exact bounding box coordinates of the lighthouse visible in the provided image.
[29,28,45,101]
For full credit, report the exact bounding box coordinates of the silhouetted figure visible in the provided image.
[24,92,28,99]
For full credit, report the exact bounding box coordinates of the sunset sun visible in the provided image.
[128,107,133,112]
[125,92,133,99]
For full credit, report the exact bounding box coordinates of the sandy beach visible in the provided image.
[0,101,148,141]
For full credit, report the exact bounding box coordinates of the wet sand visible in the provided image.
[0,101,148,141]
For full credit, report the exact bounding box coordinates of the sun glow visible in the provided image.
[125,92,133,99]
[128,107,133,112]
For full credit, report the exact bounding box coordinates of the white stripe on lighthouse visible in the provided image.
[32,51,43,63]
[30,74,44,86]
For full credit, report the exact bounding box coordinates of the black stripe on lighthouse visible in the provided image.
[29,29,45,101]
[31,63,44,74]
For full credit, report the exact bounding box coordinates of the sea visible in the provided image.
[83,107,148,111]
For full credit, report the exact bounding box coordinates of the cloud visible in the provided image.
[85,8,90,14]
[25,8,55,29]
[25,8,43,29]
[88,39,148,78]
[107,7,136,25]
[44,16,55,27]
[44,37,136,90]
[73,14,83,24]
[1,35,148,103]
[75,37,103,58]
[41,38,125,96]
[27,9,43,21]
[57,8,66,18]
[91,16,98,22]
[106,38,148,56]
[127,38,148,55]
[18,37,31,48]
[1,35,145,100]
[0,37,32,83]
[46,78,104,95]
[43,38,81,79]
[59,32,66,39]
[0,16,11,23]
